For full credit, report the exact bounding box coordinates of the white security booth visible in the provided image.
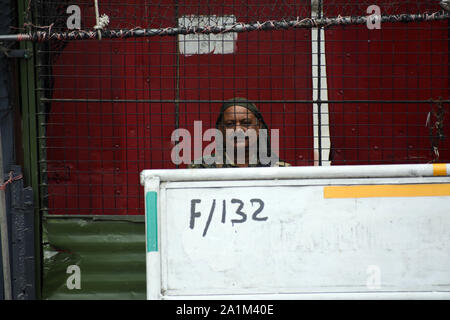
[140,164,450,300]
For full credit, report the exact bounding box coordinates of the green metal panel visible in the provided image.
[17,0,41,298]
[42,215,146,300]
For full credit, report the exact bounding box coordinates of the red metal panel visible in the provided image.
[175,0,313,167]
[177,31,313,167]
[46,1,312,215]
[324,1,449,164]
[47,2,176,215]
[45,1,450,215]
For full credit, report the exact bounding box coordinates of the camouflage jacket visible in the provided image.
[188,154,291,168]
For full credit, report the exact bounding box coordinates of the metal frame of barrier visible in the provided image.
[141,164,450,300]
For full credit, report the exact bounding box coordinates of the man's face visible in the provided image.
[221,105,261,149]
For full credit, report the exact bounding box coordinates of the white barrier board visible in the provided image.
[141,164,450,299]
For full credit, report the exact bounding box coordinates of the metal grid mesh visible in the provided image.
[28,0,449,215]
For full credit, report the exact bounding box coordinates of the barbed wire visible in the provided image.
[1,9,449,42]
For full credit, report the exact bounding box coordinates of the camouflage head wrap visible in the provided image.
[215,97,269,130]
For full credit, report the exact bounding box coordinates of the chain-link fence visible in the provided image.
[20,0,449,215]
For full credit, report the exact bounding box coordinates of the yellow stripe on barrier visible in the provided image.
[433,163,448,176]
[324,184,450,199]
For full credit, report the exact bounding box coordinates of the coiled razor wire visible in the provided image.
[1,10,450,42]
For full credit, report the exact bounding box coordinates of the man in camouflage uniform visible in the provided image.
[189,97,290,168]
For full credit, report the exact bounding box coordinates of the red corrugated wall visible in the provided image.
[44,1,449,215]
[45,1,313,215]
[324,1,449,165]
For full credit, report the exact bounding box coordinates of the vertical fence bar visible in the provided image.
[312,0,331,166]
[0,131,12,300]
[144,176,161,300]
[174,0,180,169]
[317,0,323,166]
[17,0,41,299]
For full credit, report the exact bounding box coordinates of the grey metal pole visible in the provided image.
[0,130,12,300]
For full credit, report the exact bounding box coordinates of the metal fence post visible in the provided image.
[0,131,12,300]
[17,0,41,298]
